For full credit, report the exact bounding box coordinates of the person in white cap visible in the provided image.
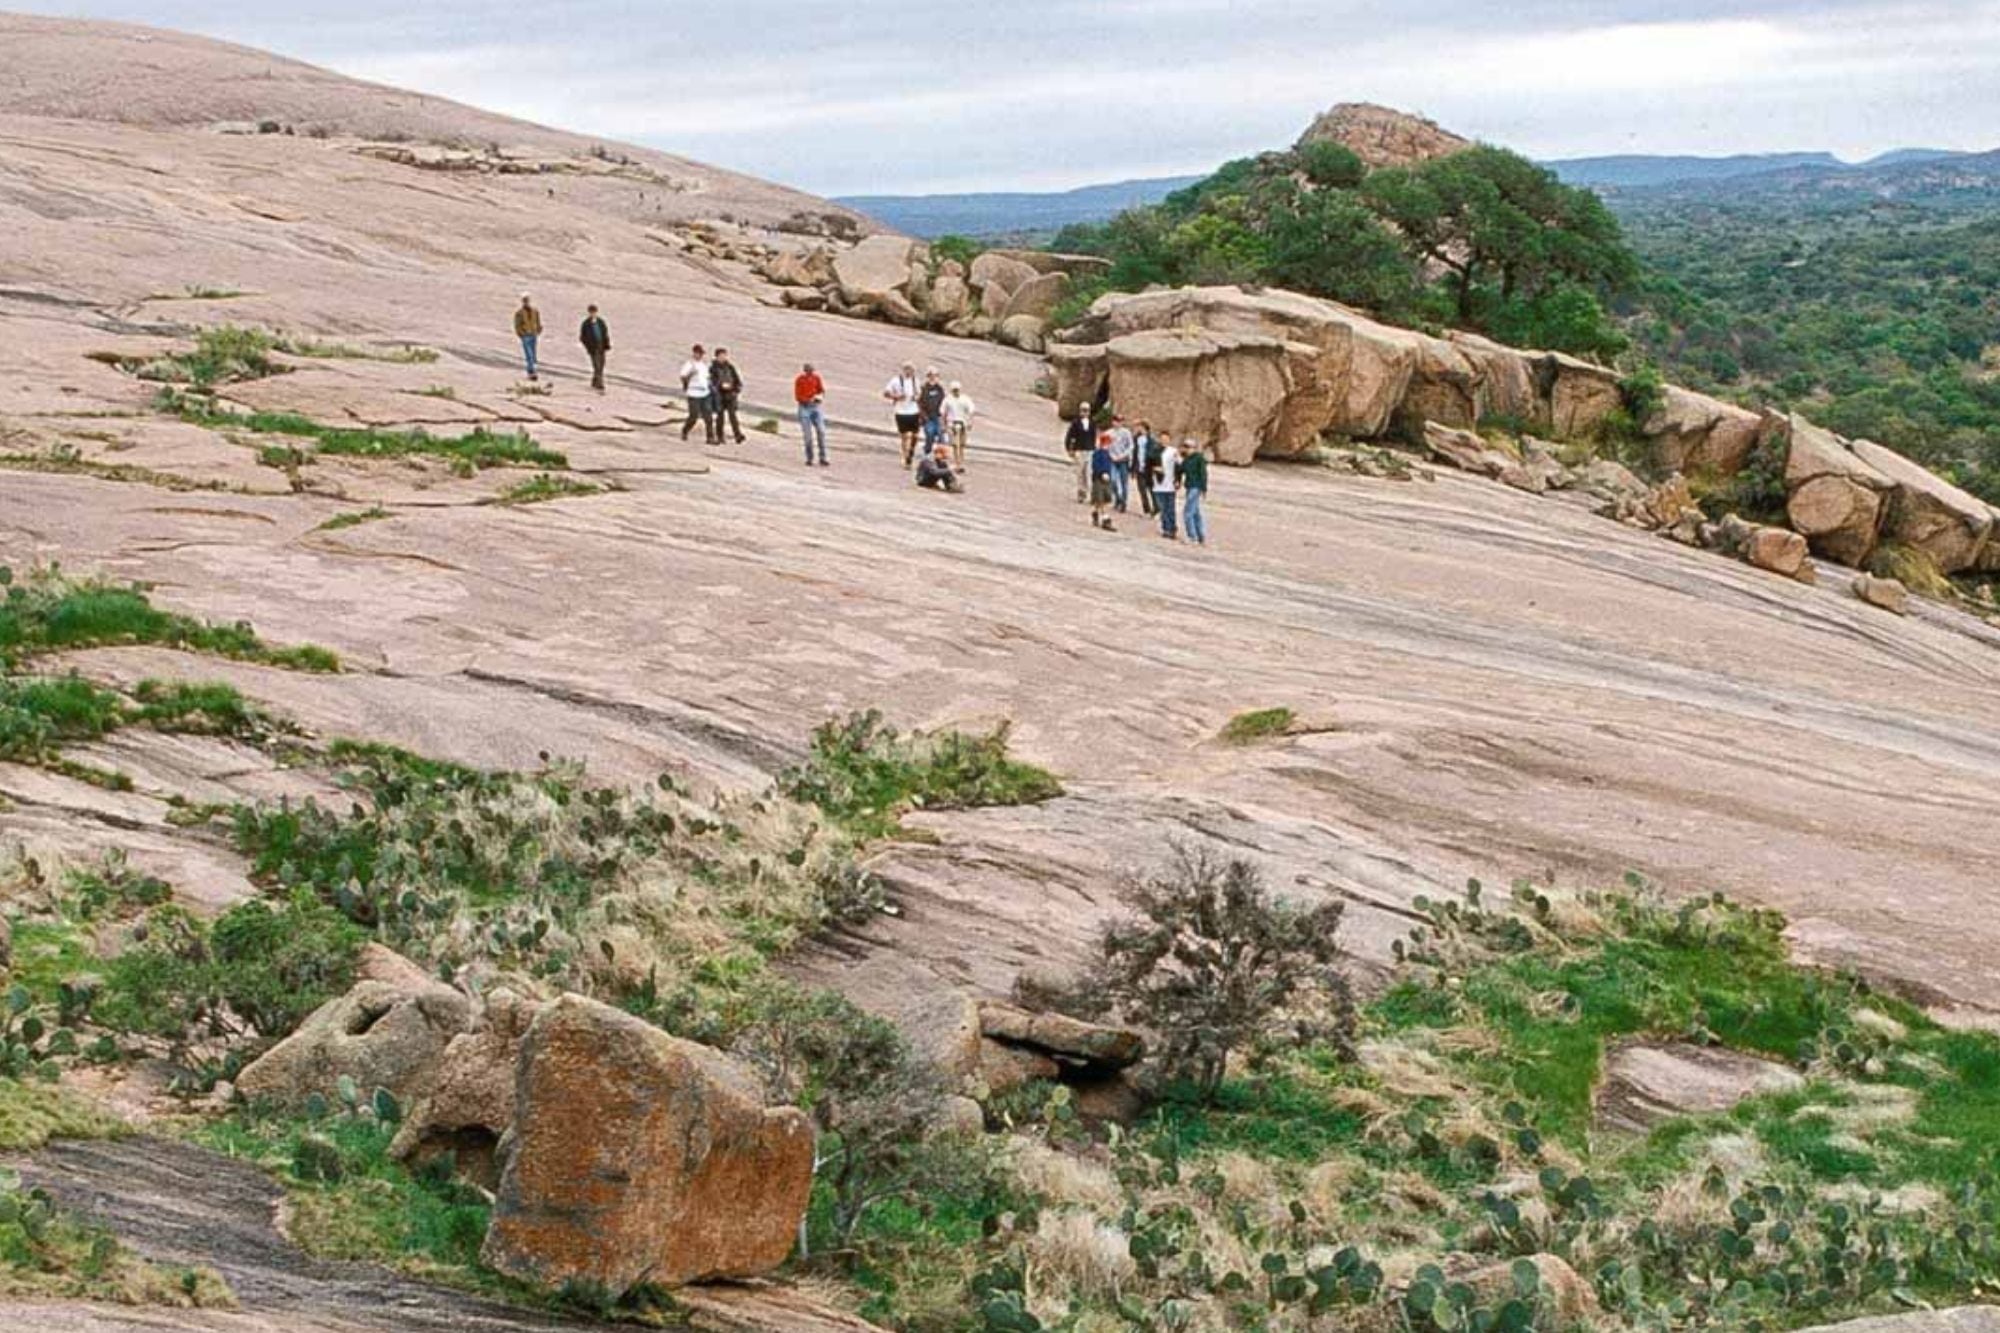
[942,381,977,469]
[884,362,922,467]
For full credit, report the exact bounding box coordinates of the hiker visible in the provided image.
[915,445,962,492]
[1134,421,1160,517]
[1181,440,1210,546]
[1106,421,1134,513]
[795,362,829,466]
[884,362,923,466]
[1154,434,1182,539]
[1064,409,1096,503]
[680,344,717,443]
[919,368,948,455]
[711,347,746,444]
[1089,431,1118,531]
[578,305,610,391]
[943,382,977,468]
[513,295,542,380]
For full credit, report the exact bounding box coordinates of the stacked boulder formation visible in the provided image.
[1048,285,1998,589]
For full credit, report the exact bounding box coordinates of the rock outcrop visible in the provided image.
[1594,1041,1804,1133]
[1295,102,1472,168]
[481,994,814,1295]
[1784,415,1892,566]
[1849,438,1995,574]
[390,988,541,1189]
[236,975,472,1112]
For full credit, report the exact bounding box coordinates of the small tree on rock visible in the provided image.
[1093,847,1355,1102]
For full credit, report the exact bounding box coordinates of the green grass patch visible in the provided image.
[162,393,564,473]
[781,708,1062,842]
[271,337,438,365]
[1219,706,1295,744]
[126,679,272,739]
[485,473,606,506]
[0,1078,125,1151]
[0,565,338,672]
[315,505,391,532]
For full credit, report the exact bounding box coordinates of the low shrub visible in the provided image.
[1218,707,1294,744]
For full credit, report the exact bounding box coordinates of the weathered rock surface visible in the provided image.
[236,978,472,1112]
[971,251,1040,317]
[1789,1310,2000,1333]
[1646,386,1768,476]
[1296,102,1472,168]
[1001,271,1072,324]
[1102,327,1291,464]
[832,235,919,306]
[1785,416,1892,565]
[1595,1041,1805,1133]
[1853,574,1911,615]
[1461,1253,1598,1325]
[1745,526,1810,578]
[979,1002,1146,1071]
[1850,438,1996,574]
[996,313,1049,353]
[390,988,542,1188]
[482,994,813,1294]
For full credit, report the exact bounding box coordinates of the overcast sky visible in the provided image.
[16,1,2000,195]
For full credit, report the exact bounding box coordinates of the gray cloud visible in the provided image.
[13,1,2000,193]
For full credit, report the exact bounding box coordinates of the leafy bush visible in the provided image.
[1218,707,1294,744]
[781,709,1062,842]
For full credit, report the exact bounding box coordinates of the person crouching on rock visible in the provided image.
[514,294,543,380]
[916,444,962,493]
[884,362,923,467]
[578,305,610,391]
[1090,431,1118,531]
[711,347,746,444]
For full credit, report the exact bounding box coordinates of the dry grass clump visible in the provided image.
[1028,1209,1137,1303]
[1011,1138,1122,1211]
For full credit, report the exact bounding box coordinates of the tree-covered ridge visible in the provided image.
[1050,142,1637,360]
[1619,198,2000,505]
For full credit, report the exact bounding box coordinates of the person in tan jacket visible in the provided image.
[513,295,543,380]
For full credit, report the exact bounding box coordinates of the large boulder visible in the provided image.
[1048,343,1109,422]
[1784,415,1890,565]
[970,252,1039,318]
[236,977,471,1112]
[481,995,813,1295]
[1849,439,1996,574]
[1002,271,1073,324]
[1447,332,1539,424]
[1853,574,1910,615]
[870,289,926,329]
[832,235,919,306]
[390,989,541,1189]
[1422,423,1516,480]
[1744,526,1810,578]
[1645,386,1767,476]
[988,249,1114,280]
[1103,328,1291,465]
[996,314,1048,353]
[1538,353,1623,440]
[927,273,971,325]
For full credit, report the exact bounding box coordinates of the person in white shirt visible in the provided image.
[1106,421,1135,513]
[1154,435,1182,540]
[942,382,977,469]
[882,362,922,467]
[679,344,717,443]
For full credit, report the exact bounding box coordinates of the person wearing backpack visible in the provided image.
[711,347,746,444]
[1181,441,1210,546]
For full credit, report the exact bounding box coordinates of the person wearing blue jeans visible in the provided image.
[1153,436,1182,539]
[1181,442,1209,545]
[795,363,828,465]
[512,295,542,380]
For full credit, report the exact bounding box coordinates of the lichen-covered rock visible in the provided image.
[390,988,541,1189]
[481,994,813,1295]
[978,1002,1145,1071]
[1595,1041,1804,1133]
[236,978,471,1112]
[996,313,1047,353]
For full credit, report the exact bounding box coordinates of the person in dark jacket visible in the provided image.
[1181,441,1210,545]
[916,446,962,492]
[1089,431,1118,531]
[578,305,610,391]
[711,348,746,444]
[1064,410,1096,503]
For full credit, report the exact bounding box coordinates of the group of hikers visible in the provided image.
[1064,411,1211,544]
[507,297,1208,541]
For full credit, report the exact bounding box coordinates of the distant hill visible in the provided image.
[837,176,1200,240]
[1548,152,1843,188]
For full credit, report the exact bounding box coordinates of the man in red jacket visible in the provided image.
[795,363,828,466]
